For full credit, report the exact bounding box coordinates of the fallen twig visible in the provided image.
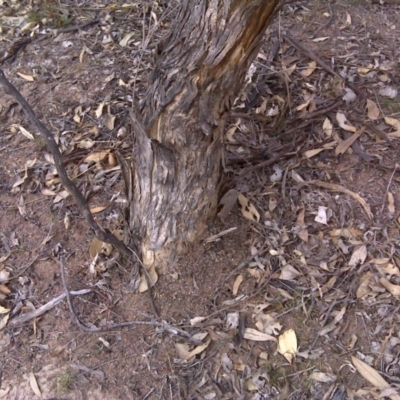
[306,179,373,219]
[300,99,343,120]
[0,69,135,261]
[8,289,92,327]
[282,33,364,98]
[311,2,334,38]
[59,257,201,344]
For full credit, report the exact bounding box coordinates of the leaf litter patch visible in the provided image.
[1,0,400,398]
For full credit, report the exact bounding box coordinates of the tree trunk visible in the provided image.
[128,0,279,271]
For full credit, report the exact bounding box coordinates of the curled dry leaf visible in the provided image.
[348,245,368,268]
[379,87,398,99]
[335,127,364,155]
[313,37,329,42]
[351,356,391,391]
[356,271,375,299]
[190,316,206,326]
[279,265,301,281]
[384,116,400,138]
[105,113,116,130]
[379,278,400,297]
[278,329,297,363]
[95,102,105,118]
[90,206,108,214]
[269,196,278,212]
[309,371,336,383]
[336,112,357,132]
[296,208,308,242]
[89,238,102,258]
[244,328,277,342]
[343,88,357,103]
[226,312,239,329]
[175,339,210,362]
[270,165,283,182]
[388,192,395,215]
[0,305,10,331]
[218,189,238,219]
[138,265,158,293]
[232,274,244,296]
[28,372,42,398]
[19,125,35,140]
[309,180,373,219]
[323,117,333,137]
[119,32,136,47]
[366,99,380,120]
[17,72,34,81]
[84,151,110,163]
[314,206,328,225]
[238,193,260,223]
[301,61,316,77]
[304,148,324,159]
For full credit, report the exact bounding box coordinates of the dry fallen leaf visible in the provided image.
[349,245,368,268]
[323,118,333,137]
[308,180,373,219]
[366,99,380,120]
[335,127,364,155]
[279,265,301,281]
[19,125,35,140]
[379,278,400,297]
[119,32,136,47]
[384,116,400,137]
[309,371,336,383]
[218,189,238,219]
[351,356,400,400]
[313,37,329,42]
[388,192,395,215]
[17,72,34,81]
[238,193,260,223]
[244,328,277,342]
[278,329,297,363]
[336,112,357,132]
[175,339,210,362]
[0,305,10,331]
[301,61,317,77]
[138,265,158,293]
[28,372,42,398]
[105,113,116,130]
[379,87,398,99]
[95,102,105,118]
[315,206,328,225]
[304,148,325,159]
[90,206,108,214]
[296,207,308,242]
[232,274,244,296]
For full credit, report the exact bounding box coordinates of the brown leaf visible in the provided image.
[351,356,391,391]
[336,112,356,132]
[366,99,380,120]
[335,127,364,155]
[238,193,260,223]
[232,274,244,295]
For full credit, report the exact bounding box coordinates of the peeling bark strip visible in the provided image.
[131,0,279,269]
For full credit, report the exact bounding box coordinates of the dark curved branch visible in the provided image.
[0,68,134,260]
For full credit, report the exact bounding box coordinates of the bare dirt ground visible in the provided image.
[1,0,400,399]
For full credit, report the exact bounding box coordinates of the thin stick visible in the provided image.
[8,289,92,327]
[282,33,364,98]
[380,164,398,214]
[0,69,134,260]
[59,257,201,343]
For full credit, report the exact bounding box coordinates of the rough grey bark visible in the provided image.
[128,0,279,270]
